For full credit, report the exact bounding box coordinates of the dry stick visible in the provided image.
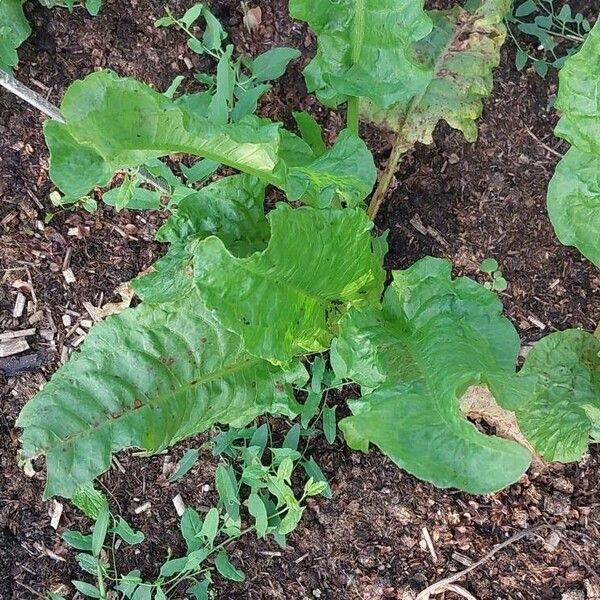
[524,125,564,159]
[415,524,556,600]
[0,68,170,195]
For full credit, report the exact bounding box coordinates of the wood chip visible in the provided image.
[62,268,76,284]
[421,526,438,563]
[49,500,63,530]
[172,494,186,517]
[13,292,26,318]
[0,338,29,358]
[528,314,546,330]
[134,502,151,514]
[62,314,72,327]
[0,328,35,340]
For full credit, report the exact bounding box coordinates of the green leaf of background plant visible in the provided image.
[169,448,200,482]
[193,204,384,364]
[547,20,600,267]
[0,0,31,71]
[180,507,203,552]
[289,0,433,108]
[72,581,101,599]
[248,493,268,537]
[333,256,533,494]
[250,47,301,82]
[517,330,600,462]
[214,551,245,582]
[361,0,510,148]
[17,292,307,498]
[113,517,145,545]
[547,147,600,268]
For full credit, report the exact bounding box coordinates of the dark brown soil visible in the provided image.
[1,1,599,599]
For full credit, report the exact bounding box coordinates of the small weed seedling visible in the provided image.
[506,0,590,75]
[479,258,508,292]
[53,359,335,599]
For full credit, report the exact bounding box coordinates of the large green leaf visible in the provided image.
[44,71,376,208]
[517,330,600,463]
[0,0,31,71]
[554,19,600,157]
[194,204,385,364]
[360,0,509,148]
[17,292,307,498]
[44,71,283,199]
[547,147,600,268]
[547,19,600,267]
[332,257,533,494]
[289,0,433,108]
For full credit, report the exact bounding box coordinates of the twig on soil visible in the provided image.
[415,524,555,599]
[524,126,564,159]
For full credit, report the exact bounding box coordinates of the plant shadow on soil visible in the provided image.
[0,0,598,599]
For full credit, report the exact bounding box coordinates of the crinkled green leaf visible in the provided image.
[289,0,433,108]
[17,292,307,498]
[133,174,270,304]
[285,129,377,208]
[361,0,509,148]
[333,256,533,494]
[547,20,600,267]
[44,71,375,208]
[194,204,384,364]
[517,330,600,463]
[157,175,269,254]
[0,0,31,71]
[547,147,600,268]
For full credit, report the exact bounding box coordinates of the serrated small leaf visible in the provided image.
[301,391,322,428]
[62,530,93,551]
[276,457,294,484]
[91,504,109,558]
[533,60,549,77]
[322,406,337,444]
[200,507,220,544]
[187,579,211,600]
[282,424,301,451]
[181,4,204,28]
[113,517,145,545]
[479,258,499,273]
[169,449,200,483]
[515,0,537,17]
[250,47,301,82]
[292,111,326,156]
[301,457,332,498]
[515,49,528,71]
[72,581,101,598]
[75,553,98,576]
[215,466,239,522]
[160,556,189,578]
[214,551,245,582]
[248,493,268,537]
[303,477,328,497]
[181,507,203,552]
